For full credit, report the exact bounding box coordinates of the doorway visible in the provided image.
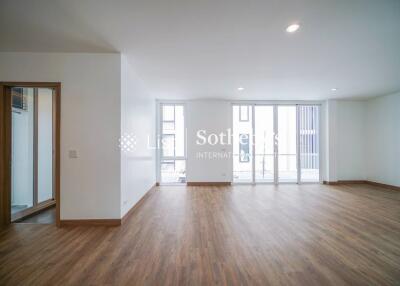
[157,102,186,184]
[0,83,60,226]
[232,104,320,184]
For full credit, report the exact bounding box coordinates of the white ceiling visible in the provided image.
[1,0,400,100]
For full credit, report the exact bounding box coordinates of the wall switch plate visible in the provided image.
[68,150,78,159]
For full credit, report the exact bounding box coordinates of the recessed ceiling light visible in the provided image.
[331,88,338,91]
[286,23,300,33]
[237,87,244,91]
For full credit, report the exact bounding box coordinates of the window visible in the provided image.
[299,105,320,182]
[277,106,297,182]
[233,105,253,182]
[239,105,249,121]
[233,104,320,184]
[159,104,186,183]
[254,106,274,182]
[239,134,250,162]
[12,87,27,111]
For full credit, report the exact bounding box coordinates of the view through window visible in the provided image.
[233,104,320,183]
[160,104,186,183]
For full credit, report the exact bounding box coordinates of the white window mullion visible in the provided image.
[296,105,301,184]
[251,104,255,184]
[273,105,278,184]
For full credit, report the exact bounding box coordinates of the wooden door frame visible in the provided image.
[0,82,61,227]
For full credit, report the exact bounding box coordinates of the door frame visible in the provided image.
[0,82,61,227]
[156,100,187,185]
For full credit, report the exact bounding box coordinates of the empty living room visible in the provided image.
[0,0,399,285]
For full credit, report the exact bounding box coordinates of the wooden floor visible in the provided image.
[0,184,399,286]
[15,207,56,224]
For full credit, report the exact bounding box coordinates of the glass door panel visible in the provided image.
[254,106,274,182]
[232,104,320,184]
[160,104,186,183]
[299,105,320,182]
[37,88,54,203]
[233,105,253,183]
[11,87,35,215]
[277,106,297,182]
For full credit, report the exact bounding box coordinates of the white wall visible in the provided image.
[0,52,122,219]
[186,100,233,182]
[366,92,400,187]
[324,100,337,182]
[336,100,367,180]
[325,94,400,187]
[120,56,156,217]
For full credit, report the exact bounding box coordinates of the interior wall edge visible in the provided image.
[121,183,157,223]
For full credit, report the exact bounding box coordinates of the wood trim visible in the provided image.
[323,181,334,185]
[187,182,232,186]
[341,180,367,184]
[325,180,368,185]
[0,82,61,88]
[323,180,400,191]
[323,180,366,185]
[60,219,121,227]
[0,85,5,227]
[12,200,56,222]
[54,84,61,227]
[0,85,12,227]
[323,181,339,185]
[122,183,157,224]
[366,180,400,191]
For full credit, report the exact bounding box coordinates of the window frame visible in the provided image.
[239,105,249,122]
[232,102,322,185]
[157,101,186,184]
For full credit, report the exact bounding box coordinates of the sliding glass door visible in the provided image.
[232,104,320,184]
[299,105,320,182]
[254,106,274,183]
[232,105,253,183]
[159,103,186,183]
[277,106,297,183]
